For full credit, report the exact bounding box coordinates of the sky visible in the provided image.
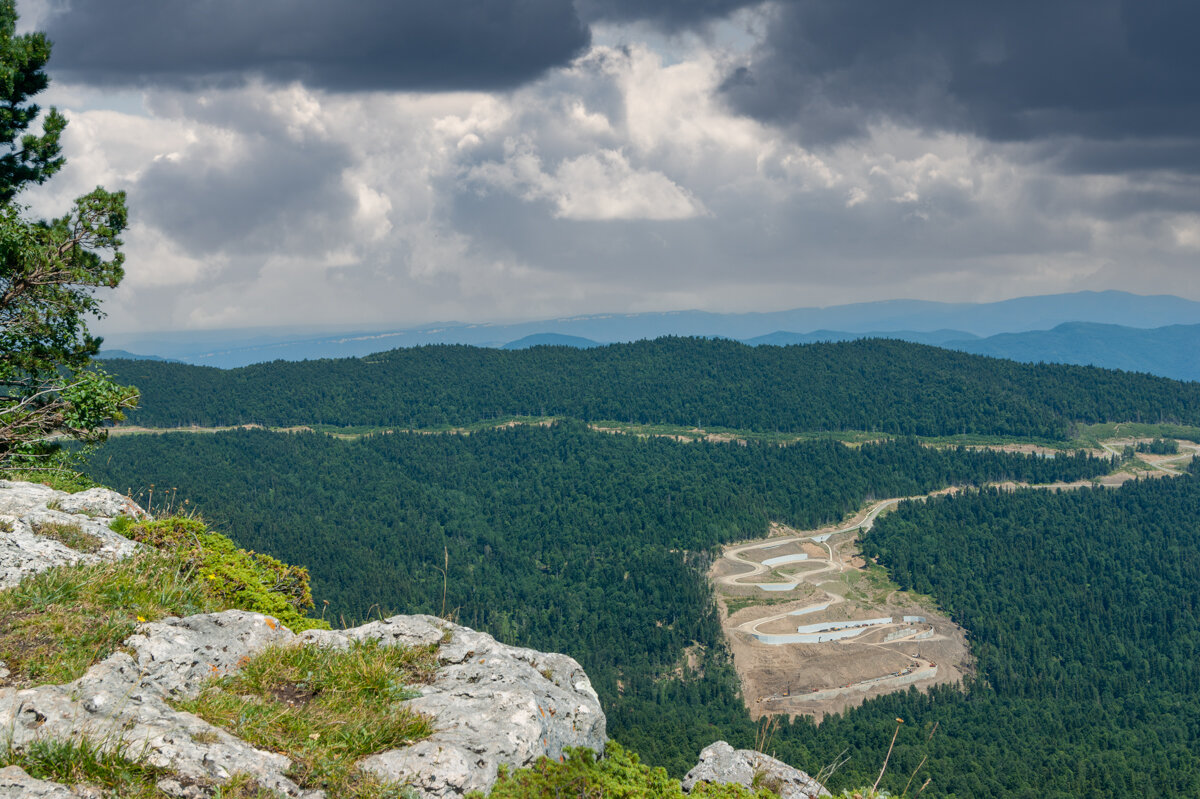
[15,0,1200,335]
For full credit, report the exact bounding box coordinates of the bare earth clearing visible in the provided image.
[711,438,1199,722]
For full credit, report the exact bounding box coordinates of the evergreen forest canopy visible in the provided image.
[102,337,1200,439]
[88,423,1135,797]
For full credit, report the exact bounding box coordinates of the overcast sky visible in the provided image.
[16,0,1200,335]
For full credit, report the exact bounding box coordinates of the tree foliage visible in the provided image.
[106,337,1200,439]
[0,3,136,470]
[0,0,65,202]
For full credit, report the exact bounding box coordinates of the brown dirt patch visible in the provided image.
[270,683,319,708]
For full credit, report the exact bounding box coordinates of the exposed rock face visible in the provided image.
[0,480,145,589]
[0,765,84,798]
[683,741,830,799]
[0,607,605,798]
[0,608,604,798]
[334,616,606,797]
[0,611,313,797]
[0,479,607,797]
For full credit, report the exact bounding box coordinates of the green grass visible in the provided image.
[0,514,328,687]
[0,550,215,685]
[0,737,279,798]
[123,516,329,633]
[0,466,97,493]
[589,420,890,447]
[176,639,437,797]
[1070,421,1200,448]
[29,519,103,553]
[476,741,777,799]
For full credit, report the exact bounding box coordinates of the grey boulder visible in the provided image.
[308,614,607,798]
[683,741,829,799]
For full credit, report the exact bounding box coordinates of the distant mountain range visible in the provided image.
[97,290,1200,381]
[948,322,1200,382]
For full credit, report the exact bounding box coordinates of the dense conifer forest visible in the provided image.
[102,338,1200,438]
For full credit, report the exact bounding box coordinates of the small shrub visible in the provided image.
[109,514,134,536]
[125,516,328,632]
[30,520,103,553]
[477,741,776,799]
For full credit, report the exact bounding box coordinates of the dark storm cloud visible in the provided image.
[135,131,356,261]
[41,0,590,91]
[574,0,763,30]
[723,0,1200,151]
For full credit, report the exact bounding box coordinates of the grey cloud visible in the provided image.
[723,1,1200,161]
[135,131,355,263]
[574,0,763,30]
[42,0,589,91]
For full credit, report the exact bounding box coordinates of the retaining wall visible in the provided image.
[762,553,808,567]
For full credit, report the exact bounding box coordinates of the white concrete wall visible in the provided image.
[795,617,891,634]
[762,553,808,567]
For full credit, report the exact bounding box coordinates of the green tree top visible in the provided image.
[0,2,136,470]
[0,0,64,202]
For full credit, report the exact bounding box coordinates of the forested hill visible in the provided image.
[105,337,1200,438]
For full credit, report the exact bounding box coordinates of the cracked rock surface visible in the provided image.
[0,480,146,589]
[311,615,606,797]
[682,741,830,799]
[0,610,605,798]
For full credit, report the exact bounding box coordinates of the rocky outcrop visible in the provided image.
[682,741,830,799]
[0,607,605,798]
[0,480,145,589]
[0,765,84,798]
[304,615,605,797]
[0,479,606,797]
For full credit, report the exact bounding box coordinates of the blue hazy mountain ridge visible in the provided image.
[746,329,980,347]
[95,349,181,363]
[946,322,1200,383]
[101,290,1200,368]
[501,333,601,349]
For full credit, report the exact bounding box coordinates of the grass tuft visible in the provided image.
[0,736,283,798]
[0,551,213,685]
[30,519,103,553]
[0,736,169,798]
[177,639,437,798]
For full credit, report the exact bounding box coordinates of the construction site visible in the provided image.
[710,434,1200,721]
[710,498,971,721]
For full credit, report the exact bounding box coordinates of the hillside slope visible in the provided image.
[102,337,1200,439]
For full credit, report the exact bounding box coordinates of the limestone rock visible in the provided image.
[0,765,83,798]
[310,615,607,798]
[682,741,829,799]
[0,611,316,798]
[0,605,604,799]
[0,480,145,589]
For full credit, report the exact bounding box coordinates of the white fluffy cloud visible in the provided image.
[468,137,706,220]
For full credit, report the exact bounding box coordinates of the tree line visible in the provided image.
[103,337,1200,439]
